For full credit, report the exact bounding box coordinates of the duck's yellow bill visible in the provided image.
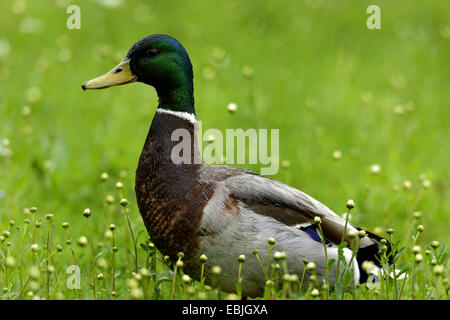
[82,59,137,90]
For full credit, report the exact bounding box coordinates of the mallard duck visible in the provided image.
[82,34,388,297]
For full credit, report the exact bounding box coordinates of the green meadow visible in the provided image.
[0,0,448,300]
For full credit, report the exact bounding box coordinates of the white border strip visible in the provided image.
[157,108,197,124]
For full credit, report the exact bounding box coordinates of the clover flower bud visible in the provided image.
[5,256,16,267]
[104,230,113,239]
[83,208,91,218]
[212,266,222,275]
[106,195,115,204]
[311,288,320,297]
[332,150,342,160]
[306,262,316,271]
[127,278,139,289]
[120,198,128,207]
[415,253,423,263]
[227,103,238,113]
[433,265,444,276]
[422,180,431,189]
[370,164,381,175]
[77,236,88,247]
[29,266,40,279]
[403,180,412,190]
[242,66,254,78]
[133,273,142,281]
[130,288,143,299]
[30,281,40,292]
[346,199,355,210]
[362,260,375,272]
[412,211,422,219]
[289,274,299,283]
[273,251,282,261]
[100,172,109,181]
[225,293,239,300]
[412,245,421,254]
[431,241,440,249]
[181,274,191,283]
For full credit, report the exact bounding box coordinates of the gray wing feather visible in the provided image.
[201,165,358,245]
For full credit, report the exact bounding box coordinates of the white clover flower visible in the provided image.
[227,103,238,113]
[346,199,355,210]
[5,256,16,267]
[332,150,342,160]
[370,164,381,175]
[403,180,412,190]
[306,262,316,271]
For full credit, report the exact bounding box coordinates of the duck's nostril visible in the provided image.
[114,68,123,73]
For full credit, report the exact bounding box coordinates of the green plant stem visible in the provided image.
[317,223,329,299]
[336,207,351,284]
[111,231,116,294]
[340,237,360,300]
[124,209,138,273]
[170,265,178,300]
[87,218,96,299]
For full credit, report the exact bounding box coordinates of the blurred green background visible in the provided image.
[0,0,449,247]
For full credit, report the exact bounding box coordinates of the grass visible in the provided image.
[0,0,449,300]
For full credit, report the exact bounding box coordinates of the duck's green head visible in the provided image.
[82,34,194,114]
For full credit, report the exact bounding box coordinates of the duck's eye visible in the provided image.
[146,48,159,57]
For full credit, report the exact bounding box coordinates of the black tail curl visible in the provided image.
[355,228,393,283]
